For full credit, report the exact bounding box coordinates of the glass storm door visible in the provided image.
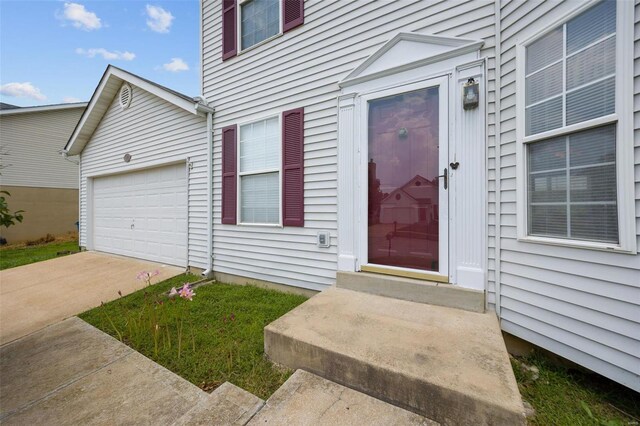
[366,82,448,278]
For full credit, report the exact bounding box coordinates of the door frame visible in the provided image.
[356,75,451,282]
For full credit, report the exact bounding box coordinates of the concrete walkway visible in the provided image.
[0,317,264,425]
[1,317,434,425]
[0,251,183,345]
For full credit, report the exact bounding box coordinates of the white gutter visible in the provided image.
[195,96,214,277]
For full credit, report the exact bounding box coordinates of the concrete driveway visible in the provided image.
[0,251,184,346]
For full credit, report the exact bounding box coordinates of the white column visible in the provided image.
[452,62,487,290]
[337,93,358,271]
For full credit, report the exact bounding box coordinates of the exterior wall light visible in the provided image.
[463,77,479,110]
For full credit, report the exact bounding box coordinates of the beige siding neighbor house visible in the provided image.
[0,103,86,243]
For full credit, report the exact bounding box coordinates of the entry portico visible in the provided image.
[337,32,488,292]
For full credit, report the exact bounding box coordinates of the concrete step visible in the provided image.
[264,288,526,425]
[248,370,438,425]
[337,271,485,313]
[173,382,264,425]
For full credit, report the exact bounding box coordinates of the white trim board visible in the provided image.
[340,32,484,88]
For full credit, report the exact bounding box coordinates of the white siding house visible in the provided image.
[201,0,639,392]
[65,66,213,269]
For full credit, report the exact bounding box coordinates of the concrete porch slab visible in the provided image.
[0,251,183,345]
[265,287,526,425]
[248,370,438,425]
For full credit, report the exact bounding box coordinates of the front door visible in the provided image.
[365,78,449,280]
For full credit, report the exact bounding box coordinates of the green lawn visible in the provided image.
[513,353,639,425]
[80,274,307,399]
[0,240,79,270]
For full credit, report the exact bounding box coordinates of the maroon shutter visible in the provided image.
[282,0,304,33]
[282,108,304,227]
[221,125,237,224]
[221,0,237,60]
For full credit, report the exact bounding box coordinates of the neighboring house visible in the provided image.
[69,0,638,393]
[0,102,87,243]
[64,66,213,268]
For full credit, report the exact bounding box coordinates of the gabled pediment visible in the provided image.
[340,32,484,87]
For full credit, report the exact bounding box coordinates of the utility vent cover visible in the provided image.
[119,83,132,110]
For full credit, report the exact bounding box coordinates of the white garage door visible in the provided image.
[92,163,187,266]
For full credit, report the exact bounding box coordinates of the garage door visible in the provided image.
[92,163,187,266]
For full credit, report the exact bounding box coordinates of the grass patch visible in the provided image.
[0,240,79,270]
[79,274,307,399]
[512,352,639,425]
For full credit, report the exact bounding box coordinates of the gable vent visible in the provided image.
[119,83,132,110]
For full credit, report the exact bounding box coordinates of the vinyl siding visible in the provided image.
[203,0,497,291]
[496,0,640,391]
[0,108,83,189]
[79,86,209,269]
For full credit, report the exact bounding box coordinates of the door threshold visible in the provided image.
[360,265,449,283]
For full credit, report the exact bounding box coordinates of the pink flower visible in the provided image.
[169,287,178,297]
[178,283,195,301]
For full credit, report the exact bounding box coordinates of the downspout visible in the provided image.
[194,98,214,278]
[494,0,502,319]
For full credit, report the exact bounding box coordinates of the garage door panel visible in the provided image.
[93,163,187,266]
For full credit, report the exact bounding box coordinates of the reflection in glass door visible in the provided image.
[367,86,442,273]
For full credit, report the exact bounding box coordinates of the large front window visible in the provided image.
[523,1,623,245]
[239,117,280,224]
[240,0,279,50]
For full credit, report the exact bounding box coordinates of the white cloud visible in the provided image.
[76,48,136,61]
[145,5,174,33]
[162,58,189,72]
[62,97,82,103]
[0,82,47,101]
[59,2,102,31]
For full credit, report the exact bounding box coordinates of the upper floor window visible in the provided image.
[240,0,280,51]
[222,0,304,60]
[519,0,635,251]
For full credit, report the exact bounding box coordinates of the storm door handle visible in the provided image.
[437,168,448,190]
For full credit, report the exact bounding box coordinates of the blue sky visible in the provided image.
[0,0,200,107]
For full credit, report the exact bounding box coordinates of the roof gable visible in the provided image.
[340,32,484,87]
[64,66,212,155]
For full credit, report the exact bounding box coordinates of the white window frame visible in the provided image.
[515,0,636,253]
[237,0,283,55]
[236,113,283,227]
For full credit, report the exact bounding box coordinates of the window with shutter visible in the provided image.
[518,0,635,250]
[222,125,237,224]
[282,108,304,227]
[231,0,304,54]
